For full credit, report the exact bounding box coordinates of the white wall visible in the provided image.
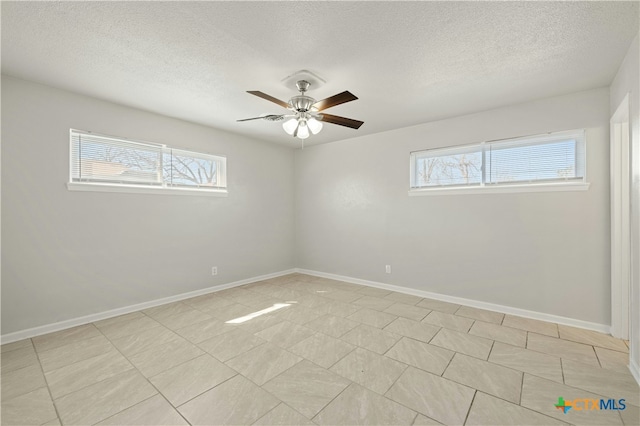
[295,88,611,325]
[1,75,295,334]
[610,33,640,380]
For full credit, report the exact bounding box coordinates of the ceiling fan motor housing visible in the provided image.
[289,95,316,113]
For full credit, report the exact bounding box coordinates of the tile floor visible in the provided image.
[1,273,638,425]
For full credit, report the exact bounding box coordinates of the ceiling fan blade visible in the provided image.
[237,114,285,122]
[318,113,364,129]
[313,91,358,111]
[247,91,290,109]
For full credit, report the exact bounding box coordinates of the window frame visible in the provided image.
[409,129,590,196]
[67,129,228,196]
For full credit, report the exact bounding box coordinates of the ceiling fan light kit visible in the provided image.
[238,77,363,145]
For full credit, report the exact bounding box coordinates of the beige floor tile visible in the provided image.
[1,387,57,425]
[96,394,189,425]
[233,312,286,334]
[422,311,474,333]
[183,293,234,312]
[226,343,301,385]
[45,350,134,399]
[255,320,316,349]
[558,325,629,352]
[455,306,504,324]
[320,289,363,303]
[178,374,279,425]
[430,328,493,360]
[386,366,475,425]
[384,317,440,343]
[272,305,323,324]
[208,302,259,321]
[32,324,102,353]
[562,359,640,406]
[42,417,61,425]
[128,338,203,377]
[326,281,364,292]
[353,295,395,311]
[341,324,401,354]
[263,360,350,418]
[1,338,33,353]
[0,345,39,373]
[384,303,431,321]
[198,327,266,361]
[417,298,461,314]
[96,315,162,340]
[240,281,280,294]
[253,403,314,425]
[489,341,563,383]
[621,403,640,426]
[443,353,522,403]
[466,391,567,425]
[412,414,442,424]
[215,287,255,301]
[173,317,232,344]
[313,300,361,317]
[149,354,236,406]
[38,334,113,372]
[55,370,157,425]
[386,337,454,375]
[314,382,417,425]
[520,374,623,425]
[469,321,526,347]
[93,311,145,328]
[330,347,407,394]
[143,301,194,321]
[306,314,360,338]
[110,325,182,358]
[232,293,282,309]
[155,309,213,331]
[357,286,393,297]
[1,364,47,401]
[527,332,599,366]
[347,308,397,328]
[289,332,355,369]
[288,294,330,310]
[595,347,630,372]
[384,291,424,305]
[502,314,559,337]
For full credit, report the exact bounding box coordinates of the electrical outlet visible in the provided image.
[212,266,218,276]
[385,265,391,274]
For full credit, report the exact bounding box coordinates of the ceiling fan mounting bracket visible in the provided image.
[296,80,310,94]
[281,69,326,91]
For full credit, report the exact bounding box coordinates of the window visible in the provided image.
[68,129,227,195]
[409,129,588,194]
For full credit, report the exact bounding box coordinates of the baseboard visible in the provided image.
[629,358,640,386]
[0,269,296,345]
[1,267,613,344]
[295,268,611,335]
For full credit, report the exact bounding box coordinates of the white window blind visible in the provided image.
[70,129,226,193]
[485,134,584,185]
[410,129,586,191]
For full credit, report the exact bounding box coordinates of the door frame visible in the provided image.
[611,93,631,339]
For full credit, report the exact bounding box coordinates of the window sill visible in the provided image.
[408,182,590,196]
[67,182,228,197]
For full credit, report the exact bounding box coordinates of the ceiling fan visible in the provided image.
[237,80,364,141]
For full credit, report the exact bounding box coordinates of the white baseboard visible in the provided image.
[629,358,640,386]
[0,269,296,345]
[295,268,611,334]
[2,267,614,345]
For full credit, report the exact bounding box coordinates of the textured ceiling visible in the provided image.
[2,1,638,147]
